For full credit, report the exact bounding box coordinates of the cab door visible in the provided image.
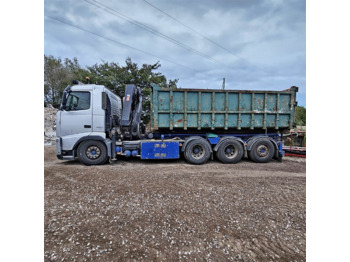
[60,91,92,137]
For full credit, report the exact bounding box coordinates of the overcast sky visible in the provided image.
[44,0,306,106]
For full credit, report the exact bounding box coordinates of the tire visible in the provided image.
[77,140,108,165]
[248,139,275,163]
[216,139,244,164]
[184,139,211,165]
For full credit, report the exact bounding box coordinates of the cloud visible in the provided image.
[44,0,306,106]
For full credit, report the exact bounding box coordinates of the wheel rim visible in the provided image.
[86,146,101,159]
[256,144,269,157]
[224,145,238,159]
[190,145,205,159]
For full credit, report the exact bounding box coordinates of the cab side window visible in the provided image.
[66,92,91,110]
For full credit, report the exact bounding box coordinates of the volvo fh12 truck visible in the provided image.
[56,81,298,165]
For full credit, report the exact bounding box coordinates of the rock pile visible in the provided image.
[44,105,57,145]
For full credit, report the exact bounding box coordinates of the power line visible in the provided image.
[83,0,219,65]
[142,0,240,59]
[83,0,231,69]
[45,15,194,70]
[142,0,272,75]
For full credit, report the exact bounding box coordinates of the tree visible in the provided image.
[63,57,88,82]
[295,106,306,126]
[87,57,178,96]
[44,55,88,107]
[87,57,178,124]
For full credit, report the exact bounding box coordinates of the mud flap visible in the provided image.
[277,150,284,162]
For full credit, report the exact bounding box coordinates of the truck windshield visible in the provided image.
[65,91,91,111]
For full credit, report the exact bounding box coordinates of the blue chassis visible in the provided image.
[118,132,284,160]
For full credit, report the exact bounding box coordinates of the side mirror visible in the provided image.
[59,90,70,110]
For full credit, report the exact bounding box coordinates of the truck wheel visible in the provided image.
[216,139,244,164]
[184,139,211,165]
[77,140,108,165]
[248,139,275,163]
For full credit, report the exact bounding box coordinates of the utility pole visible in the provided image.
[222,77,225,90]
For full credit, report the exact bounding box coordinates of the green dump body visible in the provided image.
[150,83,298,133]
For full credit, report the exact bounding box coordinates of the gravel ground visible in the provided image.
[45,146,306,261]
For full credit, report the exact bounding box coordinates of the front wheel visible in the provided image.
[77,140,108,165]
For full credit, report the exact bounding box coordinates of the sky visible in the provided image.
[44,0,306,106]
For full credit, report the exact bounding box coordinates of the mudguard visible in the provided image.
[213,136,245,152]
[181,136,212,153]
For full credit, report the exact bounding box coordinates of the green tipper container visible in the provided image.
[150,83,298,133]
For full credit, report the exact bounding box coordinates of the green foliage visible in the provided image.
[295,106,306,126]
[84,57,178,124]
[44,55,178,124]
[44,55,88,107]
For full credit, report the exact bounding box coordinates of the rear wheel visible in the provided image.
[216,139,244,164]
[77,140,108,165]
[184,139,211,165]
[248,139,275,163]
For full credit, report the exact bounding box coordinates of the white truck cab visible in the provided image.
[56,83,121,164]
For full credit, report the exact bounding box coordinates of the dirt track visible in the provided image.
[44,146,306,261]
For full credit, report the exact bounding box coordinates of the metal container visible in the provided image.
[150,83,298,133]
